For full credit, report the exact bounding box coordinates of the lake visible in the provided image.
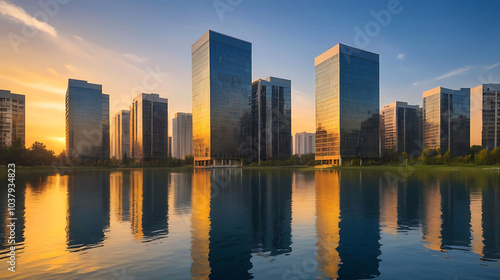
[0,168,499,279]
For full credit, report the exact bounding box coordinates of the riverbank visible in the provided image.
[1,164,498,172]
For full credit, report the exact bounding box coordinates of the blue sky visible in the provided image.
[0,0,499,152]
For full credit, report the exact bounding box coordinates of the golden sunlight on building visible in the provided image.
[379,178,398,235]
[130,170,144,239]
[190,169,212,280]
[315,171,341,279]
[421,182,442,251]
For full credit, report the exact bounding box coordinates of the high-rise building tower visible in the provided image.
[65,79,109,159]
[130,93,168,160]
[471,84,500,150]
[114,110,130,160]
[381,101,420,155]
[315,43,380,166]
[0,90,25,148]
[192,30,252,167]
[172,112,193,159]
[251,77,292,163]
[294,132,315,157]
[423,86,470,156]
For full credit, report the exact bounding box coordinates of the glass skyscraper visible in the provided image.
[172,112,193,160]
[65,79,109,160]
[471,84,500,150]
[192,30,252,167]
[381,101,420,155]
[130,93,168,160]
[423,87,470,156]
[251,77,292,163]
[0,90,25,148]
[114,110,130,160]
[315,43,380,166]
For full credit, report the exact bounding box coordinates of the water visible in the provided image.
[0,168,499,280]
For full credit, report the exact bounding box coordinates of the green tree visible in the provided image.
[491,147,500,164]
[475,149,491,165]
[443,150,451,164]
[470,145,485,158]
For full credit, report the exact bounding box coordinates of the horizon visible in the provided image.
[0,0,499,153]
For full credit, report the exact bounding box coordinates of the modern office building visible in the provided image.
[168,137,172,158]
[172,112,193,159]
[192,30,252,167]
[294,132,315,156]
[251,77,292,163]
[130,93,168,160]
[423,87,470,156]
[114,110,130,160]
[315,43,380,166]
[381,101,420,155]
[0,90,25,148]
[471,84,500,150]
[65,79,109,159]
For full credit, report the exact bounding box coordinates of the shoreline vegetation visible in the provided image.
[0,140,499,171]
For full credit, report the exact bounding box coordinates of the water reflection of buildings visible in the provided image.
[315,170,340,279]
[251,170,292,257]
[130,170,169,241]
[338,171,381,279]
[67,171,110,251]
[190,169,293,279]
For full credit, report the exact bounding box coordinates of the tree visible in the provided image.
[443,150,451,164]
[28,141,56,166]
[122,153,130,166]
[491,147,500,165]
[475,149,491,165]
[470,145,485,158]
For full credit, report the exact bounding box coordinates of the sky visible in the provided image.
[0,0,499,154]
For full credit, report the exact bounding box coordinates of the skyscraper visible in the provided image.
[294,132,315,157]
[381,101,420,155]
[251,77,292,163]
[130,93,168,160]
[0,90,25,148]
[172,112,193,159]
[114,110,130,160]
[471,84,500,150]
[65,79,109,159]
[315,43,380,166]
[192,30,252,167]
[423,87,470,156]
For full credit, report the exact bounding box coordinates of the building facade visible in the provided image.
[251,77,292,163]
[172,112,193,159]
[114,110,130,160]
[423,87,470,156]
[130,93,168,160]
[65,79,109,159]
[0,90,25,148]
[315,43,380,166]
[381,101,420,155]
[192,30,252,167]
[294,132,315,157]
[471,84,500,150]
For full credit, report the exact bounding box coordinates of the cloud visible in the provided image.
[436,66,471,81]
[412,82,419,86]
[73,35,84,41]
[65,64,77,72]
[122,53,149,63]
[47,68,60,77]
[31,102,65,111]
[397,53,405,59]
[485,62,500,70]
[0,0,57,37]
